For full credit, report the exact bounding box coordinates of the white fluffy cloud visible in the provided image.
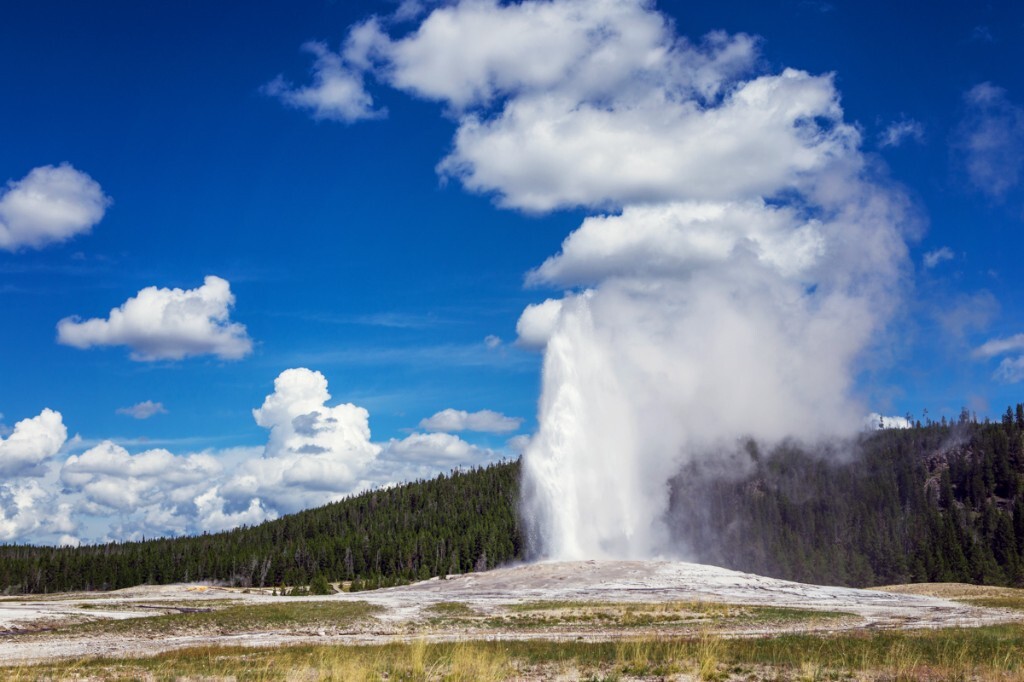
[280,1,856,212]
[0,408,67,477]
[437,68,855,212]
[220,367,384,513]
[420,408,523,433]
[116,400,168,420]
[0,370,510,544]
[56,275,253,361]
[956,83,1024,198]
[0,164,110,251]
[515,297,566,349]
[265,42,383,122]
[0,410,68,542]
[372,432,502,487]
[62,442,221,514]
[383,431,492,462]
[0,479,52,541]
[527,201,828,287]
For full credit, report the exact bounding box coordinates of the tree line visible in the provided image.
[0,462,521,594]
[670,406,1024,587]
[3,406,1024,593]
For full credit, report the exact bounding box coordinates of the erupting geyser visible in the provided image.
[507,9,915,561]
[303,0,917,561]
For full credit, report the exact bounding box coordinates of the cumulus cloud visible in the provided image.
[878,118,924,148]
[923,246,955,269]
[62,442,221,516]
[383,431,491,463]
[515,297,566,349]
[265,42,383,123]
[420,408,522,433]
[0,479,53,541]
[436,66,854,212]
[222,367,384,513]
[956,83,1024,198]
[116,401,168,420]
[0,164,110,251]
[0,408,67,477]
[484,334,502,349]
[278,1,859,212]
[0,369,510,544]
[56,275,253,361]
[372,431,503,486]
[527,201,829,287]
[0,409,68,541]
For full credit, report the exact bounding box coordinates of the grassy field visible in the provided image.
[36,601,382,638]
[6,624,1024,680]
[5,585,1024,679]
[423,600,852,633]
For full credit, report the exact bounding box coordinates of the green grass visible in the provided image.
[470,600,851,631]
[423,601,477,616]
[963,596,1024,612]
[41,600,381,638]
[6,625,1024,681]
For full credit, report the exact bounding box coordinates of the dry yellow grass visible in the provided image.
[873,582,1024,601]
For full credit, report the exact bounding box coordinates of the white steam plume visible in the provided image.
[278,0,916,560]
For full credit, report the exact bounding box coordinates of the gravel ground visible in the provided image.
[0,560,1019,664]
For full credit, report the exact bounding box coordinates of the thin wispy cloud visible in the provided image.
[955,82,1024,198]
[879,118,924,148]
[264,42,385,123]
[115,401,168,420]
[922,246,954,268]
[286,341,536,370]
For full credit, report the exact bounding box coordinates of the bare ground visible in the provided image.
[0,560,1019,664]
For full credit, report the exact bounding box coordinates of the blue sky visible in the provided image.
[1,0,1022,545]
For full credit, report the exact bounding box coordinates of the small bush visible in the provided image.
[309,574,336,596]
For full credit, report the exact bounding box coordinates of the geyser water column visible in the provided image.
[519,168,911,558]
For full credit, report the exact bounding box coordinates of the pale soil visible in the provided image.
[0,560,1019,664]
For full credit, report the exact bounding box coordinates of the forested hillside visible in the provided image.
[3,408,1024,594]
[671,407,1024,587]
[0,462,521,594]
